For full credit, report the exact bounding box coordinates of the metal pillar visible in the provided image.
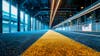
[31,17,33,31]
[38,21,40,30]
[9,0,11,32]
[34,18,37,30]
[0,0,2,33]
[32,18,35,31]
[23,11,25,31]
[28,15,31,31]
[17,3,20,32]
[39,22,41,30]
[37,20,39,30]
[41,23,43,29]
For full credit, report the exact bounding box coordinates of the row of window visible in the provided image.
[2,0,49,33]
[55,22,100,32]
[55,14,100,32]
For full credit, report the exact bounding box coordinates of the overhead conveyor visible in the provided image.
[53,0,100,28]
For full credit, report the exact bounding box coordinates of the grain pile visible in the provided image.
[21,30,100,56]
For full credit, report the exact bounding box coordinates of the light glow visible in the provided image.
[50,0,61,27]
[49,0,61,27]
[53,1,100,28]
[49,0,55,27]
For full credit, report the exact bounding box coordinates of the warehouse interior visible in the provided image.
[0,0,100,56]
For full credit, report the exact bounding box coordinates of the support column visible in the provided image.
[9,0,11,32]
[42,23,44,30]
[40,16,42,30]
[36,20,38,30]
[17,3,20,32]
[31,17,33,31]
[28,15,31,31]
[0,0,2,33]
[77,19,79,31]
[32,18,35,30]
[38,20,40,30]
[39,22,41,30]
[23,11,25,31]
[41,23,43,30]
[41,22,43,30]
[35,18,37,30]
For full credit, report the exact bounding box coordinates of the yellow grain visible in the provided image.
[21,30,100,56]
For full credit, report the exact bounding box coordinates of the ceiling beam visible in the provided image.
[53,0,100,28]
[20,0,28,7]
[40,8,77,11]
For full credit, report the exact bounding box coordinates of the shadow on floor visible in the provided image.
[0,30,48,56]
[55,30,100,52]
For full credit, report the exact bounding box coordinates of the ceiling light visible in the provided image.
[49,0,55,27]
[50,0,61,26]
[81,6,84,9]
[53,1,100,28]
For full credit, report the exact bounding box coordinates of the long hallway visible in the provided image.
[0,30,100,56]
[0,0,100,56]
[21,30,100,56]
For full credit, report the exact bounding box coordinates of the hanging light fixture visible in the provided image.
[49,0,55,28]
[50,0,61,27]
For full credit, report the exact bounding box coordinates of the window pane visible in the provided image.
[10,5,18,32]
[2,0,9,33]
[11,22,17,33]
[20,23,24,32]
[2,0,9,13]
[25,14,28,31]
[20,11,24,22]
[25,25,28,31]
[11,5,17,19]
[25,14,28,24]
[2,20,9,33]
[20,11,24,32]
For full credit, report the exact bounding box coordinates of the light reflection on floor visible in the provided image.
[21,30,100,56]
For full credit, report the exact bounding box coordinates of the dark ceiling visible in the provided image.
[11,0,98,27]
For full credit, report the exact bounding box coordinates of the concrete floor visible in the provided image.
[0,30,100,56]
[56,30,100,52]
[0,30,48,56]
